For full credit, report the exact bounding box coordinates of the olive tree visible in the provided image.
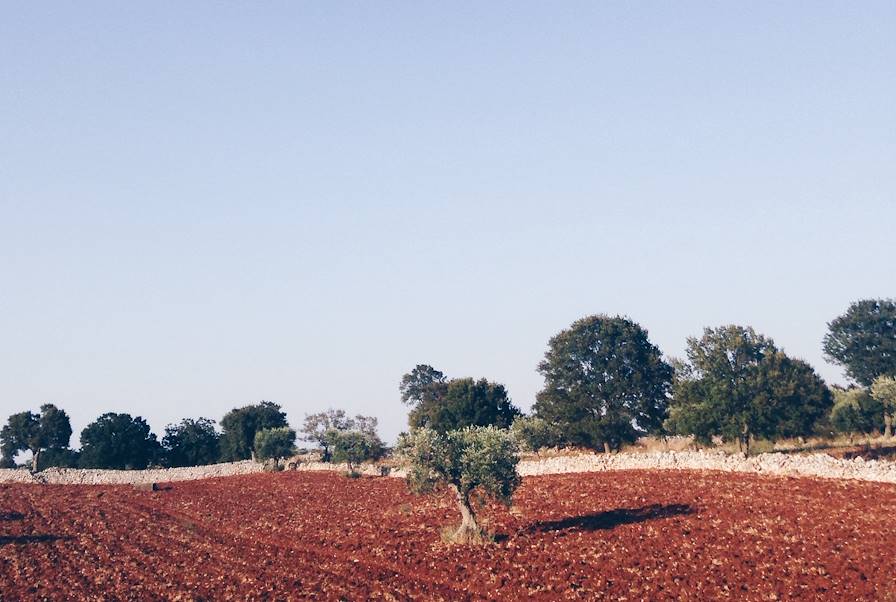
[254,427,297,461]
[510,416,562,452]
[301,410,382,462]
[830,387,883,438]
[398,426,520,544]
[328,429,384,474]
[871,376,896,438]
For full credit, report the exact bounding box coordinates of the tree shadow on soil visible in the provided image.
[0,534,72,546]
[0,512,26,521]
[528,503,694,534]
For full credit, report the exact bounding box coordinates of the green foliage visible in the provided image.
[400,364,447,406]
[328,429,384,472]
[871,376,896,412]
[510,416,562,452]
[253,427,297,461]
[301,410,381,462]
[407,376,520,433]
[667,325,833,451]
[0,412,39,466]
[399,426,520,505]
[37,447,81,470]
[830,387,883,435]
[871,375,896,437]
[79,413,160,469]
[300,409,352,461]
[533,315,673,451]
[162,418,221,467]
[399,426,520,542]
[219,401,288,461]
[1,404,73,471]
[823,299,896,386]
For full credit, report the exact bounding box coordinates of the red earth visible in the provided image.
[2,470,895,600]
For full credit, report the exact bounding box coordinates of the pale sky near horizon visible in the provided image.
[2,3,894,447]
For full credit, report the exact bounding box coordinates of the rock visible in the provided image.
[134,482,159,492]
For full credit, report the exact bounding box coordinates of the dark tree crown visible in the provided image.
[823,299,896,386]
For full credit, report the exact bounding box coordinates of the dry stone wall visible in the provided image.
[3,451,896,485]
[515,450,896,484]
[0,461,264,485]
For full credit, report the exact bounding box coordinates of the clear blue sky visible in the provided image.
[2,3,894,446]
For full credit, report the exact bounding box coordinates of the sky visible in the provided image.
[1,2,894,447]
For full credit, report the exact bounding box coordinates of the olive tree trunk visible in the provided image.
[739,423,751,456]
[885,413,893,439]
[451,485,484,544]
[31,448,41,473]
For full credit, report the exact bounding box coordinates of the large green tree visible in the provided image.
[219,401,288,461]
[667,325,832,452]
[823,299,896,386]
[0,404,72,471]
[79,413,160,469]
[533,315,673,452]
[161,418,221,467]
[407,376,520,432]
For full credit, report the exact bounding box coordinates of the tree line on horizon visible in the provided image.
[0,400,384,472]
[2,298,895,471]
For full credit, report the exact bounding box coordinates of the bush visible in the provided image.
[830,387,883,437]
[510,416,561,452]
[253,427,297,461]
[398,426,520,544]
[328,429,384,474]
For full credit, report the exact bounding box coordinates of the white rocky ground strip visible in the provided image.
[0,460,264,485]
[2,451,895,485]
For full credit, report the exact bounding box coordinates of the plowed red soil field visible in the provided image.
[2,470,895,600]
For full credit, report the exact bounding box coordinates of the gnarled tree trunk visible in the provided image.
[451,485,484,544]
